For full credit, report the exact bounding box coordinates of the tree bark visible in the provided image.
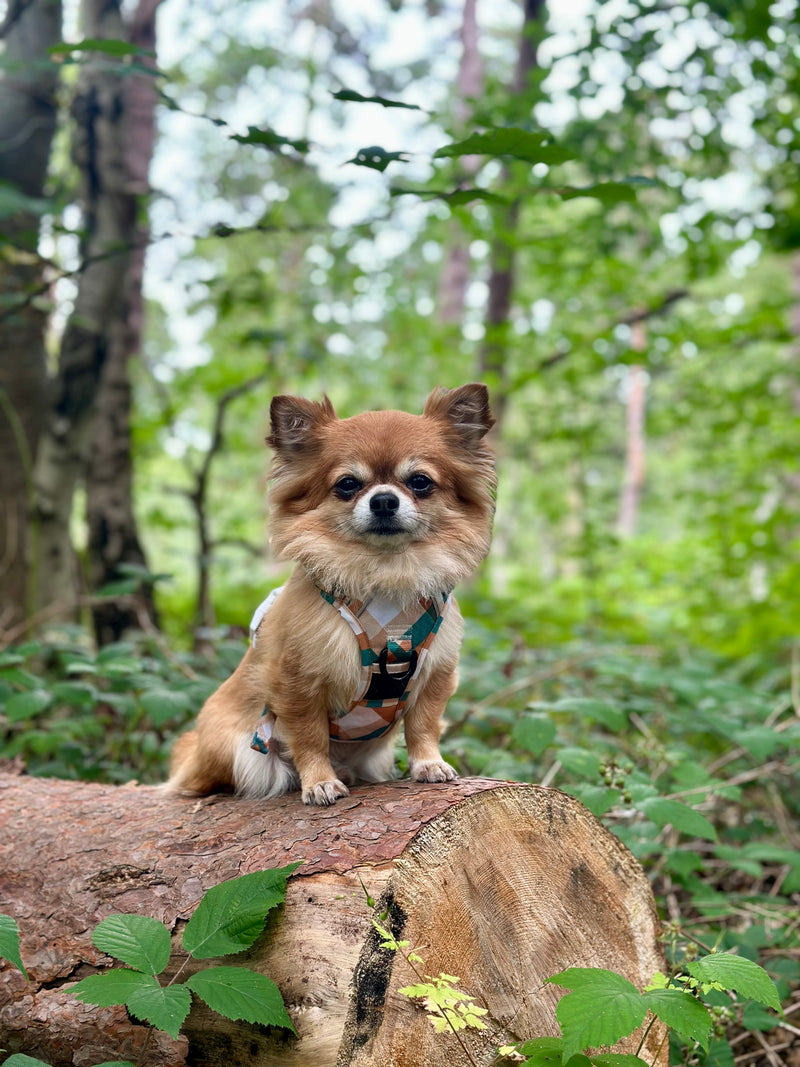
[0,773,667,1066]
[86,0,163,645]
[31,0,139,620]
[0,0,62,633]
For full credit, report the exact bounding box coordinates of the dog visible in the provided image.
[167,383,496,805]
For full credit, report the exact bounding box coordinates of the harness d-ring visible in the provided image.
[378,647,418,686]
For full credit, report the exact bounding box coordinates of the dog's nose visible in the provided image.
[370,491,400,515]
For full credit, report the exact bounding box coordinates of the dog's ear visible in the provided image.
[423,383,494,450]
[267,395,337,453]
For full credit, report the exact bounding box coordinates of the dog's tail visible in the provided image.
[232,734,300,798]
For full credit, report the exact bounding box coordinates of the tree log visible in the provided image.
[0,773,667,1066]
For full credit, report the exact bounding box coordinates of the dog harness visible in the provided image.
[249,584,451,752]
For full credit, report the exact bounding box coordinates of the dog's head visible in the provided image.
[266,384,496,599]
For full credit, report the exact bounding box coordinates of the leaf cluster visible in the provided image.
[0,866,299,1052]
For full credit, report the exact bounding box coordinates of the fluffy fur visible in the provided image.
[167,384,496,806]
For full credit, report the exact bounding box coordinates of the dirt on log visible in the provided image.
[0,772,667,1066]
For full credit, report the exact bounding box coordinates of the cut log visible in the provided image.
[0,772,667,1066]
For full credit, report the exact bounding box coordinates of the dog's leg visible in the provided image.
[275,701,350,806]
[403,668,459,783]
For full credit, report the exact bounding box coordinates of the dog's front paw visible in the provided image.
[410,759,458,784]
[302,779,350,806]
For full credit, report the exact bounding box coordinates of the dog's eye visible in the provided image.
[334,476,363,499]
[407,473,434,496]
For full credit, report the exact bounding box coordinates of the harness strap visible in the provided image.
[249,584,451,751]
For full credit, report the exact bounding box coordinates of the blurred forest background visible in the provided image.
[2,0,800,1060]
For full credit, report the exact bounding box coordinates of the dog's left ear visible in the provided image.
[423,383,494,450]
[268,395,337,453]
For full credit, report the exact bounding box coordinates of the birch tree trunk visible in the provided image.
[0,773,667,1067]
[0,0,62,634]
[617,322,648,538]
[437,0,484,326]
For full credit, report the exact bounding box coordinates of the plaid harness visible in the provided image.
[250,584,451,752]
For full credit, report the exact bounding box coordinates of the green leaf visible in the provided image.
[741,1001,778,1031]
[516,1036,564,1065]
[185,965,296,1032]
[642,987,712,1050]
[548,968,646,1059]
[701,1038,735,1067]
[547,178,657,204]
[687,954,781,1011]
[138,688,194,725]
[126,981,192,1038]
[91,915,172,975]
[182,865,300,960]
[72,968,159,1007]
[0,182,51,220]
[5,689,52,722]
[332,88,423,111]
[346,146,411,172]
[434,127,574,166]
[230,126,310,154]
[0,914,27,978]
[570,784,619,818]
[556,747,602,778]
[551,697,626,731]
[390,184,507,205]
[731,726,783,761]
[588,1056,650,1066]
[49,38,153,57]
[3,1056,54,1067]
[50,681,98,707]
[637,798,717,842]
[512,711,556,755]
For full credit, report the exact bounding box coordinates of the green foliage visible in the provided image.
[69,866,299,1040]
[181,867,299,959]
[501,952,780,1065]
[373,920,489,1040]
[0,631,240,782]
[399,974,489,1034]
[0,913,27,979]
[1,870,298,1048]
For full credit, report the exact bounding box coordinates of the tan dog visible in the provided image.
[167,384,495,805]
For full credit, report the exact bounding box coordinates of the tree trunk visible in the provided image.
[617,322,648,539]
[479,0,545,427]
[437,0,484,326]
[86,0,163,645]
[0,773,667,1066]
[31,0,139,620]
[0,0,62,634]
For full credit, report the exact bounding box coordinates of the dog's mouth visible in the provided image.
[367,516,407,536]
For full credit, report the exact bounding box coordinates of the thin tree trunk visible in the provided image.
[188,376,269,653]
[617,322,647,538]
[479,0,545,426]
[31,0,139,620]
[437,0,484,325]
[0,0,62,633]
[86,0,163,644]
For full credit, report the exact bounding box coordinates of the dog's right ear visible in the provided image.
[267,395,337,453]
